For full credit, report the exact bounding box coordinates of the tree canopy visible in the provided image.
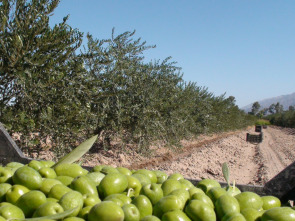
[0,0,256,157]
[250,101,261,115]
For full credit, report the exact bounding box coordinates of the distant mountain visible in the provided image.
[242,92,295,113]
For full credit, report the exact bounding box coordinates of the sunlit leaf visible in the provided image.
[51,135,98,168]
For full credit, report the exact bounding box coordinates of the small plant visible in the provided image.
[222,162,241,196]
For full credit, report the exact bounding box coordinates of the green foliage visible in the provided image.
[268,104,275,114]
[274,102,283,114]
[0,0,87,156]
[249,101,260,116]
[266,110,295,128]
[1,1,256,157]
[255,119,270,126]
[263,102,294,128]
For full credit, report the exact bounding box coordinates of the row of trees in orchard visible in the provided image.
[265,104,295,128]
[266,109,295,128]
[0,0,255,156]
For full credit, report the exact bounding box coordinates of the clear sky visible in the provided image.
[49,0,295,108]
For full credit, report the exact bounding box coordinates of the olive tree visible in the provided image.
[0,0,86,155]
[0,1,256,155]
[83,29,187,149]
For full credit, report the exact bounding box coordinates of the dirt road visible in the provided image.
[143,126,295,185]
[257,127,295,183]
[80,126,295,186]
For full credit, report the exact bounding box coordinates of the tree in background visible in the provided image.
[265,103,295,128]
[257,108,268,118]
[250,101,261,115]
[275,102,283,114]
[262,108,269,116]
[268,104,276,114]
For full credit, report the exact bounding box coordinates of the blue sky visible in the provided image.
[49,0,295,108]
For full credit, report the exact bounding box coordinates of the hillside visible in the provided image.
[242,92,295,112]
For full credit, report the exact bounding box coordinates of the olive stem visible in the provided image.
[127,188,134,197]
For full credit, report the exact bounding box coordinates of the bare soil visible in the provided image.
[38,126,295,186]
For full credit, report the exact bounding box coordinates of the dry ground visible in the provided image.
[68,126,295,186]
[32,126,295,185]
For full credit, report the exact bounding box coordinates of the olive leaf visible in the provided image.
[11,206,78,221]
[222,162,230,186]
[51,134,98,169]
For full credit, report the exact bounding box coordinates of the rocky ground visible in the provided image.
[72,125,295,186]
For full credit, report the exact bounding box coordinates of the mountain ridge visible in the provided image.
[241,92,295,112]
